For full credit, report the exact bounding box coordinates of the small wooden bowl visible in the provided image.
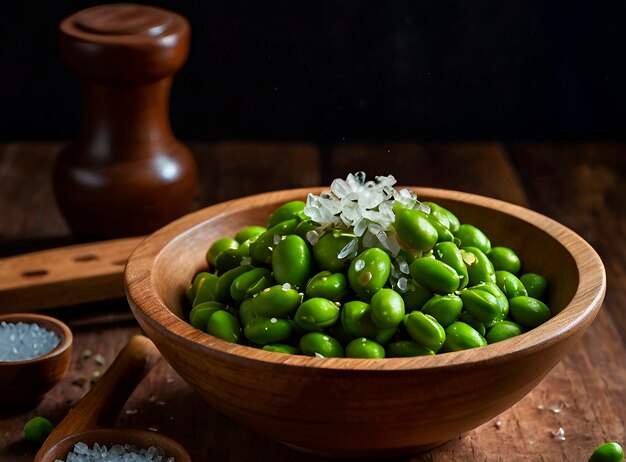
[125,187,606,458]
[0,313,72,409]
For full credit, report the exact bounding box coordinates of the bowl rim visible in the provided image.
[125,187,606,371]
[0,313,73,366]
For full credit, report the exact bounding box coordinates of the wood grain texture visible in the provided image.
[0,142,624,462]
[36,335,190,462]
[125,187,604,457]
[0,237,143,313]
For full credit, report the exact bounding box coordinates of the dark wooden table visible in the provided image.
[0,141,624,461]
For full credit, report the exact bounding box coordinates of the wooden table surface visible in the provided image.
[0,141,624,461]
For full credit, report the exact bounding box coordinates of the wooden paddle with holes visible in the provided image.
[0,237,144,313]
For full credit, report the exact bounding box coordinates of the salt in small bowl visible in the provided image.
[0,313,72,410]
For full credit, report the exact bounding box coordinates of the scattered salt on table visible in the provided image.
[0,322,60,362]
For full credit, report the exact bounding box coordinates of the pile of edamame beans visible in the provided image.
[185,198,552,358]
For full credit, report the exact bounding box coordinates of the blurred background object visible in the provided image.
[1,0,625,142]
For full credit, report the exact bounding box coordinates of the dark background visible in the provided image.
[1,0,625,142]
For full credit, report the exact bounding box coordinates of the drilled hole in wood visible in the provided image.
[22,269,48,277]
[74,254,99,262]
[112,259,127,266]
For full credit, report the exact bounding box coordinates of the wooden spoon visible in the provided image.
[35,335,191,462]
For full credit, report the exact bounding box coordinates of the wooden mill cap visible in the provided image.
[59,3,190,83]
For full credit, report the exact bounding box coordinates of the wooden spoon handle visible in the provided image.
[39,335,161,456]
[0,237,144,313]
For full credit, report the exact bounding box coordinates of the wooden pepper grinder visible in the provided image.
[55,4,198,239]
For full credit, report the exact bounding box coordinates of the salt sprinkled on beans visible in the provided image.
[354,259,365,271]
[281,283,291,291]
[0,322,60,362]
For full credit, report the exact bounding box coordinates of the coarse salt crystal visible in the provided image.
[553,427,565,441]
[0,322,60,362]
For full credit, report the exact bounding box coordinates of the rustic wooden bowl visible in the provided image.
[0,313,72,409]
[125,187,606,458]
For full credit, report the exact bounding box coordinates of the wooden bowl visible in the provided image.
[125,187,606,458]
[0,313,72,409]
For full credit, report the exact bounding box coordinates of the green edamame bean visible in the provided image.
[393,208,438,251]
[409,257,460,294]
[348,248,391,301]
[239,298,256,326]
[459,311,486,336]
[267,201,306,228]
[313,233,356,272]
[386,340,435,357]
[305,271,349,302]
[262,344,300,355]
[426,214,454,243]
[187,272,214,304]
[245,272,274,297]
[235,239,252,257]
[206,310,241,343]
[487,246,521,274]
[509,296,551,328]
[461,246,496,285]
[294,297,340,331]
[422,201,451,229]
[434,242,469,289]
[192,273,220,307]
[206,238,239,266]
[455,224,491,253]
[424,202,461,234]
[253,285,302,317]
[402,280,433,311]
[272,234,313,289]
[299,332,344,358]
[340,301,396,344]
[214,248,244,274]
[403,311,446,352]
[23,416,54,446]
[485,320,524,344]
[473,281,509,319]
[370,288,405,328]
[459,286,504,327]
[589,442,624,462]
[214,265,252,303]
[442,321,487,352]
[235,226,266,244]
[244,316,294,345]
[249,218,299,264]
[519,273,549,300]
[189,301,225,330]
[229,268,270,302]
[346,337,385,358]
[421,294,463,327]
[495,270,528,299]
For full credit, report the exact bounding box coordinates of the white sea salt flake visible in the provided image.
[337,238,358,260]
[270,318,277,324]
[397,277,408,291]
[314,352,325,358]
[58,442,174,461]
[553,427,565,441]
[549,400,565,413]
[398,260,410,274]
[273,234,281,245]
[536,403,545,410]
[281,283,291,291]
[354,259,365,271]
[494,420,502,429]
[94,353,106,366]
